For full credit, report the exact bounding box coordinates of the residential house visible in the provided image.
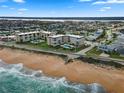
[98,44,118,52]
[87,29,103,41]
[98,34,124,54]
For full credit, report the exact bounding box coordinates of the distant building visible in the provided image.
[98,34,124,54]
[16,31,53,42]
[116,34,124,45]
[0,35,16,41]
[98,44,118,52]
[87,29,103,41]
[47,34,84,47]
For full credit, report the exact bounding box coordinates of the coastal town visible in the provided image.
[0,19,124,63]
[1,0,124,92]
[0,18,124,93]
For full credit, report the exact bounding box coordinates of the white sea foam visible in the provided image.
[0,60,107,93]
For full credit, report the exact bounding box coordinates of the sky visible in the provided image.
[0,0,124,17]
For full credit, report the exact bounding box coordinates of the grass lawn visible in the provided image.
[17,42,83,53]
[86,46,124,61]
[4,40,90,54]
[110,54,124,60]
[86,47,103,56]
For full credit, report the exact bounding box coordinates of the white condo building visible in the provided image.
[47,34,84,47]
[16,31,54,42]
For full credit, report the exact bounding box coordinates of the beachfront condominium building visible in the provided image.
[47,35,64,47]
[16,31,54,42]
[47,34,84,47]
[41,31,54,40]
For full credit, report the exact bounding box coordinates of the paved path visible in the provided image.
[75,44,95,55]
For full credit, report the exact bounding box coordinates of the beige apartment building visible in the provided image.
[16,31,53,42]
[47,34,84,47]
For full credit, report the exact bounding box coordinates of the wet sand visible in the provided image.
[0,48,124,93]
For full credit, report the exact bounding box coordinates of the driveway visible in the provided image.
[75,41,98,55]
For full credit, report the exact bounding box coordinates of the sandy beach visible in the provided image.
[0,48,124,93]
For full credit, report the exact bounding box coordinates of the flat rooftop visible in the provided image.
[17,31,40,35]
[67,34,84,38]
[17,31,52,36]
[49,35,64,38]
[49,34,84,38]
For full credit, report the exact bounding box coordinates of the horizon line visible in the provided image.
[0,16,124,21]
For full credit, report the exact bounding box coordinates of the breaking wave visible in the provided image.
[0,59,107,93]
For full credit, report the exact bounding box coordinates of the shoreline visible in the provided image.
[0,43,124,68]
[0,47,124,93]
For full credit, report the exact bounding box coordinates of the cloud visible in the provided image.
[93,0,124,5]
[18,8,28,11]
[18,11,24,14]
[18,8,28,15]
[79,0,92,2]
[13,0,25,3]
[0,0,25,3]
[1,5,8,8]
[99,7,111,11]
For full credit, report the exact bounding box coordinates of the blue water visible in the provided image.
[0,59,107,93]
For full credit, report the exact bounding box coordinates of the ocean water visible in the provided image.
[0,59,107,93]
